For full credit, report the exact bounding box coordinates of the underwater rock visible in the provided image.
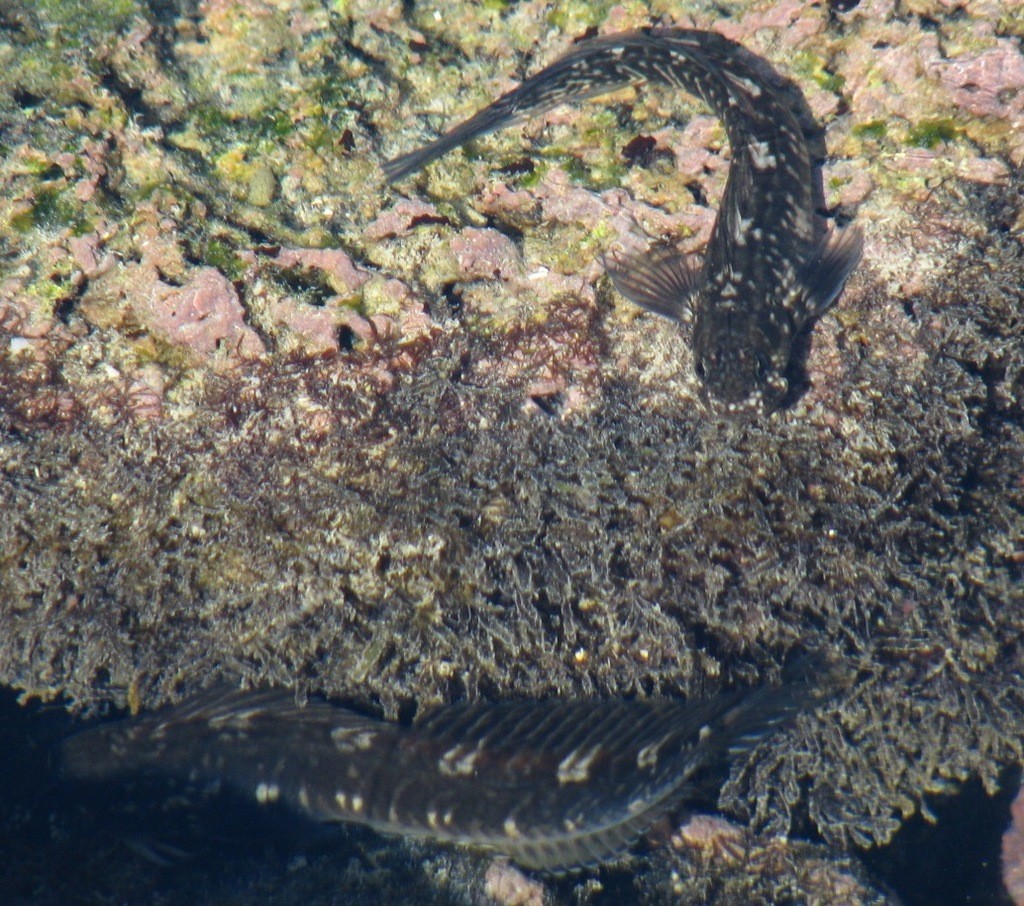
[1004,780,1024,906]
[2,0,1024,902]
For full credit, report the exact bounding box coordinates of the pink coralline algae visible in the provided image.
[1003,781,1024,906]
[68,234,117,281]
[264,246,371,296]
[265,297,340,357]
[362,199,448,241]
[927,39,1024,121]
[450,228,523,281]
[477,168,715,263]
[714,0,825,42]
[483,861,546,906]
[135,267,265,361]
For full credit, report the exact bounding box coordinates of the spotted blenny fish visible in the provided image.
[384,28,863,415]
[62,675,819,872]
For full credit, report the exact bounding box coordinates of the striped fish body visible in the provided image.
[384,28,863,415]
[62,678,814,872]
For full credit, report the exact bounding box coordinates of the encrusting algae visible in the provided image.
[2,0,1023,903]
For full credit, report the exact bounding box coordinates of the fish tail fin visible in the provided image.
[705,651,847,765]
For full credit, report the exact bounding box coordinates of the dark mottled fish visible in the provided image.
[383,28,863,415]
[62,675,821,872]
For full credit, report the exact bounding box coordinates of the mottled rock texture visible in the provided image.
[1,0,1022,902]
[1005,781,1024,906]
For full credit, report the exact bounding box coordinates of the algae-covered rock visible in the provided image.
[2,0,1023,903]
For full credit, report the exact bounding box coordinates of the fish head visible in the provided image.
[692,298,792,417]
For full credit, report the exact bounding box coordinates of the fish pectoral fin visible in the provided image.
[604,244,701,322]
[797,225,864,321]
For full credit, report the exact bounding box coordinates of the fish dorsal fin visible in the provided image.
[605,244,701,322]
[798,225,864,321]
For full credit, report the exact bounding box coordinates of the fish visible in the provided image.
[61,671,824,873]
[383,28,863,416]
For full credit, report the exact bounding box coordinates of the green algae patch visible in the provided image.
[907,117,963,149]
[998,6,1024,38]
[546,0,620,32]
[191,237,249,284]
[213,147,278,206]
[17,185,81,233]
[853,119,888,141]
[23,0,141,50]
[790,49,846,95]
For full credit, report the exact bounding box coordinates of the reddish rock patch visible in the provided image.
[1003,781,1024,906]
[134,267,264,361]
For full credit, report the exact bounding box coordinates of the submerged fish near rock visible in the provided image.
[62,675,820,872]
[384,28,863,416]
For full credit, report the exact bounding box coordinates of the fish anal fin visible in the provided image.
[605,244,701,323]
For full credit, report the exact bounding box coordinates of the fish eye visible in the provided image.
[695,359,707,378]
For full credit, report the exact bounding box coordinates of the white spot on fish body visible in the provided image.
[725,72,762,98]
[636,740,663,769]
[255,781,280,804]
[439,741,483,776]
[627,797,649,815]
[732,210,753,244]
[781,286,803,311]
[332,726,377,752]
[557,745,602,784]
[750,140,777,171]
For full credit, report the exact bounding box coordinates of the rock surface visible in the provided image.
[2,0,1023,903]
